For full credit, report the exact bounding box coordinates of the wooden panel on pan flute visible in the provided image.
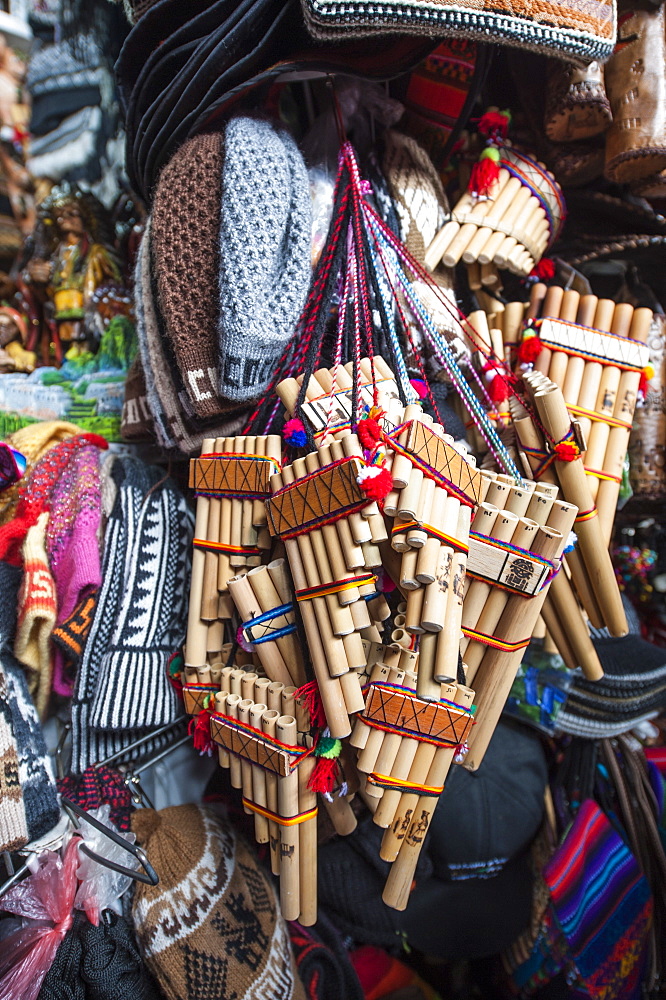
[404,422,483,506]
[189,455,275,495]
[183,685,219,715]
[267,456,368,537]
[467,536,556,596]
[534,318,650,370]
[363,684,474,746]
[210,715,297,776]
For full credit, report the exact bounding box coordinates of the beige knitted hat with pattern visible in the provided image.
[132,804,305,1000]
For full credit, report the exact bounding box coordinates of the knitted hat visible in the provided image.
[121,354,155,443]
[51,590,100,685]
[117,0,432,200]
[39,909,161,1000]
[0,420,80,528]
[135,220,247,455]
[152,132,226,419]
[0,433,108,567]
[70,456,193,774]
[300,0,616,65]
[131,804,305,1000]
[46,443,102,699]
[218,117,312,403]
[0,661,28,853]
[15,512,57,719]
[556,634,666,738]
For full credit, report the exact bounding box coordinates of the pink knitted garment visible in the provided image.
[46,445,103,697]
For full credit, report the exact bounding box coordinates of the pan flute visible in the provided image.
[425,148,565,278]
[185,434,282,672]
[517,293,653,545]
[209,677,317,925]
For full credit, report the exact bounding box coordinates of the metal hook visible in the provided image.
[92,716,188,770]
[61,796,159,886]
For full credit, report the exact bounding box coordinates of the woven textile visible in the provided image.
[300,0,616,64]
[544,799,652,999]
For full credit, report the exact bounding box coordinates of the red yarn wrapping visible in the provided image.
[517,336,543,365]
[189,708,214,755]
[469,156,500,198]
[639,370,650,399]
[554,441,579,462]
[529,258,556,281]
[307,756,340,796]
[357,417,383,450]
[295,679,327,729]
[358,466,393,501]
[477,110,511,140]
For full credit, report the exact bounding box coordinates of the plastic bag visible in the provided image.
[74,804,138,926]
[0,836,78,1000]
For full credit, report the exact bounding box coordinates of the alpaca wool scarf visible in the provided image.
[218,117,312,402]
[0,662,27,852]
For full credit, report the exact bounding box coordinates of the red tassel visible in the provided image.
[529,258,556,281]
[189,709,214,756]
[357,465,393,501]
[307,756,340,796]
[409,378,428,400]
[469,156,501,198]
[283,417,308,447]
[357,417,383,450]
[295,679,327,729]
[477,110,511,140]
[517,336,543,365]
[554,441,579,462]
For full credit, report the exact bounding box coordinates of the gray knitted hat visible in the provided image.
[218,117,312,402]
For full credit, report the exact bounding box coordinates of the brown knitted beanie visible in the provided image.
[131,804,305,1000]
[152,133,226,420]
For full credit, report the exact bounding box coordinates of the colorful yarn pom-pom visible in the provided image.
[357,464,393,500]
[469,147,501,199]
[283,417,308,447]
[517,334,543,365]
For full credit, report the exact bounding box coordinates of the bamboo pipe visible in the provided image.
[276,715,300,921]
[433,504,472,683]
[185,437,215,669]
[227,574,295,687]
[547,291,581,387]
[596,307,653,544]
[443,174,519,268]
[262,709,281,877]
[271,470,350,737]
[248,701,270,844]
[297,748,317,926]
[531,381,627,636]
[463,522,572,771]
[200,435,225,621]
[382,684,476,910]
[247,563,306,688]
[534,285,565,375]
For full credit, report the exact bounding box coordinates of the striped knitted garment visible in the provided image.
[70,456,193,774]
[300,0,616,65]
[0,661,27,852]
[544,799,652,999]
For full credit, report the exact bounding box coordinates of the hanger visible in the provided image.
[60,796,158,886]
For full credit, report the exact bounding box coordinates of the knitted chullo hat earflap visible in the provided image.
[70,456,193,774]
[15,512,57,719]
[0,560,60,843]
[131,804,305,1000]
[46,443,103,699]
[152,132,226,420]
[218,117,312,403]
[0,433,108,566]
[0,660,28,852]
